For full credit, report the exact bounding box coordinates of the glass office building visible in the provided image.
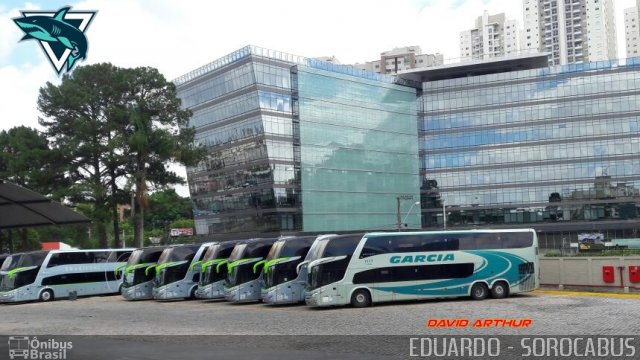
[175,46,419,238]
[418,58,640,237]
[296,66,419,231]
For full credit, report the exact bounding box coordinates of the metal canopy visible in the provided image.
[0,181,90,229]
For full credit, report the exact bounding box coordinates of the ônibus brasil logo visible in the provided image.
[13,6,96,75]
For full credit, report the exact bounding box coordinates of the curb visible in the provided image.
[532,289,640,299]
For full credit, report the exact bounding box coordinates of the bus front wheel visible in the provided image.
[39,289,54,302]
[470,283,489,300]
[351,289,372,308]
[491,282,509,299]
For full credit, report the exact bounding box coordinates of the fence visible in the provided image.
[540,257,640,291]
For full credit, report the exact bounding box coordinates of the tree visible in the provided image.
[38,64,205,248]
[145,189,193,227]
[0,126,67,198]
[38,63,127,248]
[120,67,205,247]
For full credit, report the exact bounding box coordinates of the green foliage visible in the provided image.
[169,218,195,229]
[0,126,67,199]
[35,63,205,249]
[145,189,193,227]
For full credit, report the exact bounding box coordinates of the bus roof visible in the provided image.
[365,229,536,237]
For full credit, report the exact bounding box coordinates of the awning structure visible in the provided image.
[0,181,90,229]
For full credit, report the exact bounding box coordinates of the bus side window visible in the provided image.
[93,252,110,263]
[359,237,388,258]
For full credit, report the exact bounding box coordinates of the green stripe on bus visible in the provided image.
[124,263,153,275]
[252,260,267,274]
[144,264,157,276]
[263,257,290,274]
[189,260,203,271]
[114,264,127,277]
[227,258,253,273]
[155,261,185,275]
[7,266,37,279]
[215,260,228,273]
[201,259,225,273]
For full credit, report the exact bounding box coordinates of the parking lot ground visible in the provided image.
[1,291,639,336]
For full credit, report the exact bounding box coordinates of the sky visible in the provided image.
[0,0,636,196]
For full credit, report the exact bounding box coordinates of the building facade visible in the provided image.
[416,58,640,240]
[459,11,520,61]
[625,5,640,58]
[523,0,617,66]
[353,46,444,74]
[175,46,419,238]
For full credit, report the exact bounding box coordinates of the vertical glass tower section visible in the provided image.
[420,59,640,233]
[176,47,300,237]
[176,46,420,237]
[295,65,420,231]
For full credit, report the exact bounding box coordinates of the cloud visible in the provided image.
[0,61,56,131]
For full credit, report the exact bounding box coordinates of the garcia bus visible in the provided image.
[305,229,538,307]
[0,249,132,303]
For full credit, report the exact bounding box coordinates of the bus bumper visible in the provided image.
[0,290,18,303]
[121,281,154,300]
[152,283,190,300]
[224,280,262,303]
[305,286,342,307]
[195,281,225,299]
[262,282,305,304]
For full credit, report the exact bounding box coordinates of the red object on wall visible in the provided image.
[629,266,640,283]
[602,266,615,283]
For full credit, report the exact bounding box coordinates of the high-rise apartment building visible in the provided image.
[523,0,617,65]
[459,11,520,60]
[625,5,640,57]
[353,46,443,74]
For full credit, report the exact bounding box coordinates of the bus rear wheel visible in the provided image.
[351,289,372,308]
[39,289,54,302]
[470,283,489,300]
[491,282,509,299]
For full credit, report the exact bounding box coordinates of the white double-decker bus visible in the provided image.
[121,246,169,300]
[305,229,538,307]
[195,240,240,299]
[224,238,278,303]
[261,235,321,304]
[0,249,133,303]
[152,243,212,300]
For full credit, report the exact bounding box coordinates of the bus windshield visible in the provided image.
[202,244,222,261]
[265,241,285,261]
[0,251,48,291]
[227,244,247,262]
[157,246,198,265]
[1,255,21,271]
[307,235,362,291]
[126,250,144,266]
[16,252,48,268]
